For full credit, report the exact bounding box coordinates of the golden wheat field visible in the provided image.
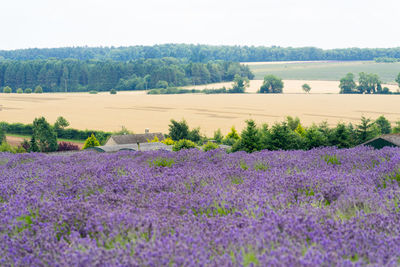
[1,87,400,136]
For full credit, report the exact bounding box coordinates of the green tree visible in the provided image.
[29,135,39,152]
[375,115,391,134]
[188,127,202,143]
[0,126,5,144]
[83,133,100,149]
[232,120,261,153]
[339,73,356,94]
[230,74,249,93]
[168,119,189,141]
[32,117,58,152]
[304,126,328,149]
[302,83,311,93]
[357,72,381,94]
[286,116,301,131]
[266,122,304,150]
[34,85,43,93]
[16,88,23,94]
[259,123,271,149]
[356,116,377,143]
[110,88,117,94]
[223,126,240,145]
[3,86,12,93]
[259,75,283,93]
[54,116,70,133]
[226,126,240,140]
[330,123,351,148]
[24,88,32,93]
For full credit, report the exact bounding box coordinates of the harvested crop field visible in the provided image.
[4,135,84,149]
[1,91,400,136]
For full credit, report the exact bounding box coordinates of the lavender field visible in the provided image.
[1,147,400,266]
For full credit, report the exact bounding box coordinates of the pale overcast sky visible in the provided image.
[1,0,399,50]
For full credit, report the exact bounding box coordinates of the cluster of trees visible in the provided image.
[2,44,400,62]
[166,115,400,153]
[259,75,284,93]
[0,58,253,92]
[339,72,400,94]
[0,118,111,145]
[228,116,400,152]
[2,115,400,153]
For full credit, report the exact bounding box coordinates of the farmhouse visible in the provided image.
[105,132,165,146]
[87,142,172,153]
[362,134,400,149]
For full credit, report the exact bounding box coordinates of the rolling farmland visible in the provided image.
[246,61,400,82]
[1,91,400,136]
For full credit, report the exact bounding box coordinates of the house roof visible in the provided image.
[86,142,172,153]
[108,133,165,145]
[362,134,400,147]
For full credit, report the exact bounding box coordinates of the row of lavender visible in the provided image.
[1,147,400,266]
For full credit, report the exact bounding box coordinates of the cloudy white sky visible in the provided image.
[1,0,399,50]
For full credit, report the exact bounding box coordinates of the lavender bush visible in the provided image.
[1,147,400,266]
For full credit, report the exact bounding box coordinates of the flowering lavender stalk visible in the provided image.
[0,146,400,266]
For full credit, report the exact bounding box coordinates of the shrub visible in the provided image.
[83,133,100,149]
[213,129,223,143]
[89,90,98,94]
[0,142,25,153]
[110,89,117,94]
[324,155,341,165]
[0,127,5,144]
[172,139,196,151]
[57,142,80,151]
[148,157,175,168]
[21,139,30,151]
[203,141,219,152]
[16,88,23,94]
[161,137,175,145]
[3,86,12,93]
[0,142,14,152]
[147,136,159,143]
[24,88,32,94]
[34,85,43,94]
[226,126,240,140]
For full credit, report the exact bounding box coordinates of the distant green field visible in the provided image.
[248,61,400,82]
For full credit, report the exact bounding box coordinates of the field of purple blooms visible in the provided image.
[1,147,400,266]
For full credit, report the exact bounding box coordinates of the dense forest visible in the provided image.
[0,58,253,92]
[1,44,400,62]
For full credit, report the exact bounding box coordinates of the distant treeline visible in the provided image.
[1,44,400,62]
[0,58,253,92]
